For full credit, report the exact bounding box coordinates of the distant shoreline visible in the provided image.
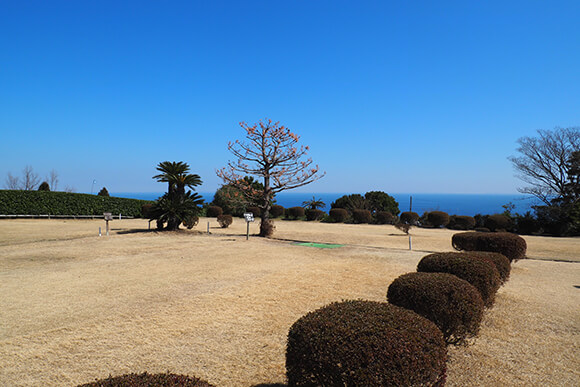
[110,192,539,217]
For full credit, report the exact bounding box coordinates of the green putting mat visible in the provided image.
[294,242,344,249]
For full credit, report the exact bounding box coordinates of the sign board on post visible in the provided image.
[104,212,112,236]
[243,212,254,240]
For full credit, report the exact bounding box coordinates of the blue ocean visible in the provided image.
[112,192,540,217]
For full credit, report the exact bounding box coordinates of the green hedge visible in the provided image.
[0,190,152,217]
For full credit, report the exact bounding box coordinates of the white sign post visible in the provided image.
[243,212,254,240]
[103,212,113,236]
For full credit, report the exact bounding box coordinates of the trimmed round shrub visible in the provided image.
[400,211,420,225]
[77,372,215,386]
[305,208,325,221]
[485,214,512,231]
[449,215,476,230]
[286,300,447,387]
[463,251,511,284]
[452,232,527,262]
[217,214,233,228]
[351,209,372,224]
[417,253,501,307]
[206,205,223,217]
[329,208,348,223]
[270,204,285,218]
[376,211,396,224]
[182,215,199,229]
[387,272,484,345]
[286,206,305,220]
[427,211,450,228]
[246,206,261,217]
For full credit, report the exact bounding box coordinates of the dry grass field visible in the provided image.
[0,218,578,386]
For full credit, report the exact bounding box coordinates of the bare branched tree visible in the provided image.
[48,169,59,191]
[21,165,41,191]
[217,119,325,237]
[509,127,580,205]
[5,173,20,190]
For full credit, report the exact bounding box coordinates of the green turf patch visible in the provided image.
[294,242,344,249]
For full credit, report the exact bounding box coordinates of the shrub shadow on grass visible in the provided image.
[251,383,287,387]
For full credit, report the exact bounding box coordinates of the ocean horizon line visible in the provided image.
[108,191,539,217]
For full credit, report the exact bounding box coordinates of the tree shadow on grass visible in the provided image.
[251,384,287,387]
[115,228,155,235]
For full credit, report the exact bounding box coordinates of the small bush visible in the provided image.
[387,272,484,345]
[246,206,261,217]
[375,211,396,224]
[270,204,285,218]
[427,211,450,228]
[452,232,527,262]
[38,181,50,191]
[77,372,215,387]
[485,214,512,231]
[97,187,109,197]
[329,208,349,223]
[464,251,511,284]
[417,252,501,307]
[400,211,420,225]
[206,205,223,217]
[182,215,199,229]
[395,222,412,234]
[286,300,447,387]
[449,215,476,230]
[305,208,325,221]
[286,206,305,220]
[217,214,233,228]
[351,209,372,224]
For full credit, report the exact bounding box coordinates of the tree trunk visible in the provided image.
[259,188,274,237]
[166,216,181,231]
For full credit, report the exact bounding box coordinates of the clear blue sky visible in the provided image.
[1,1,578,194]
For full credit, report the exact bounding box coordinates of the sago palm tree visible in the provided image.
[151,161,203,230]
[153,161,202,198]
[302,196,326,210]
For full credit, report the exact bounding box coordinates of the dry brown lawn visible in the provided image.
[0,218,578,386]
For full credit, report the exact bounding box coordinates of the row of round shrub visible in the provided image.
[205,205,520,233]
[385,231,522,346]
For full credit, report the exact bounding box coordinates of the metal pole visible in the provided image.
[246,221,250,240]
[410,196,413,212]
[99,227,101,237]
[106,220,109,236]
[409,235,412,250]
[207,221,210,234]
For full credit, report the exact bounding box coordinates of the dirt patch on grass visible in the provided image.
[0,218,578,386]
